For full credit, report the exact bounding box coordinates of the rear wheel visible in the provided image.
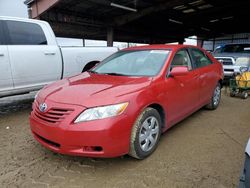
[206,82,221,110]
[129,108,162,159]
[241,91,248,99]
[230,91,236,97]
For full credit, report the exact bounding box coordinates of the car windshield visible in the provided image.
[215,44,250,53]
[92,50,170,76]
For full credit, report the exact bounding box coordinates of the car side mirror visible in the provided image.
[170,66,189,77]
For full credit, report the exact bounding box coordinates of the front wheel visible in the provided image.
[129,108,162,159]
[205,82,221,110]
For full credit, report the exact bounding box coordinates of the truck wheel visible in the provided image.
[241,91,248,99]
[82,61,100,72]
[205,82,221,110]
[129,108,162,159]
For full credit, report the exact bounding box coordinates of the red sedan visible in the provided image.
[30,45,223,159]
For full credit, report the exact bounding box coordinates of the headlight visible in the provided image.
[235,57,250,66]
[74,102,129,123]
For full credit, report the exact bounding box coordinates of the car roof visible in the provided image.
[0,16,47,25]
[122,44,200,51]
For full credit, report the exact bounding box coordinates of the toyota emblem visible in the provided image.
[39,103,48,112]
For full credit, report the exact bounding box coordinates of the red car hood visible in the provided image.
[38,72,152,107]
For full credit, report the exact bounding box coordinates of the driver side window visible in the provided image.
[170,49,192,70]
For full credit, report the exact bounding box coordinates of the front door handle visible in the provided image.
[199,75,205,79]
[44,52,56,55]
[0,53,4,57]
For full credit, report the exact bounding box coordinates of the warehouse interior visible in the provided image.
[24,0,250,47]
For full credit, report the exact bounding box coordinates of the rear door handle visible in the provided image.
[44,52,56,55]
[0,53,4,57]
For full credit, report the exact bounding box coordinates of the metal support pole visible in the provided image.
[27,6,32,18]
[107,27,114,47]
[212,38,215,51]
[178,39,185,45]
[197,37,203,48]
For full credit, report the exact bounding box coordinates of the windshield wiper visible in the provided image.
[103,72,127,76]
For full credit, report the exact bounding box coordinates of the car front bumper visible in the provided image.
[223,65,242,78]
[29,101,133,158]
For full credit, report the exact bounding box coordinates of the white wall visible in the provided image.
[185,36,197,45]
[0,0,28,18]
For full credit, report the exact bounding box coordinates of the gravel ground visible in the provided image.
[0,89,249,188]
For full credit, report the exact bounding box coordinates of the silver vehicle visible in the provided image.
[0,16,118,98]
[213,44,250,78]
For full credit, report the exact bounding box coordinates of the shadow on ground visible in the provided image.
[0,93,35,116]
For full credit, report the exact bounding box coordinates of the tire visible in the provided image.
[82,61,100,72]
[206,82,221,110]
[241,91,248,99]
[129,108,162,159]
[230,91,235,97]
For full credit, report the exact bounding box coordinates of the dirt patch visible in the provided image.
[0,90,249,188]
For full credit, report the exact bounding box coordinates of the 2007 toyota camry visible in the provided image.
[30,45,223,159]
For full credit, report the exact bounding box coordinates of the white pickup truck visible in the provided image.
[0,16,117,98]
[213,43,250,78]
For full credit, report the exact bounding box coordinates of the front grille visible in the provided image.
[215,57,234,65]
[33,102,73,124]
[224,69,234,72]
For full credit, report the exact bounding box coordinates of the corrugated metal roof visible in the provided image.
[24,0,250,43]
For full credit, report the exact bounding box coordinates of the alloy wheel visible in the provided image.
[213,85,221,106]
[139,116,160,152]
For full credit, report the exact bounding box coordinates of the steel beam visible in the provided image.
[26,0,61,18]
[107,27,114,47]
[113,0,185,26]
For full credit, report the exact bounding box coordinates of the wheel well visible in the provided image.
[219,79,223,88]
[148,103,165,128]
[82,61,100,72]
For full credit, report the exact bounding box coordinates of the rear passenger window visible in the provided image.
[6,20,47,45]
[190,48,213,68]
